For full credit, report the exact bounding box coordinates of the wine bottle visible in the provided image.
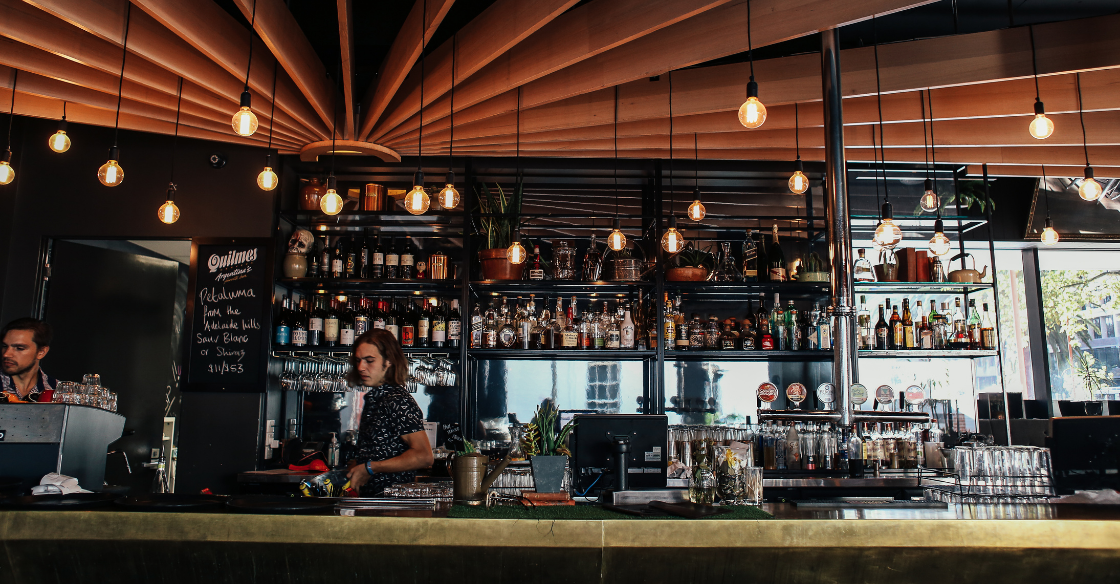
[400,239,415,280]
[385,237,399,279]
[345,236,356,278]
[875,304,888,350]
[319,236,331,279]
[340,300,356,347]
[768,224,786,282]
[448,300,462,348]
[308,295,325,346]
[371,235,385,279]
[331,238,345,279]
[358,236,370,278]
[324,297,340,347]
[274,295,291,346]
[431,301,447,348]
[417,299,430,347]
[291,297,308,348]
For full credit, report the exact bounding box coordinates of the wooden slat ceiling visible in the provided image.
[2,0,1118,178]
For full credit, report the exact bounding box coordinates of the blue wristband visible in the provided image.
[365,460,374,475]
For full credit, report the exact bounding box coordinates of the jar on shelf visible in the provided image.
[299,177,326,211]
[552,240,576,280]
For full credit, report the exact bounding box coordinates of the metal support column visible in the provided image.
[821,29,855,427]
[982,164,1013,445]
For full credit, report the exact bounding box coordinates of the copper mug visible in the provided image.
[362,183,385,211]
[429,251,449,280]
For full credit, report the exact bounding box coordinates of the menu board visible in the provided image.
[184,241,271,392]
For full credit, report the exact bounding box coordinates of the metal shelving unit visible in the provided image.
[276,278,461,294]
[854,281,992,295]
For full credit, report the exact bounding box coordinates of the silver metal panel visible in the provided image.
[59,406,125,491]
[0,404,67,442]
[0,404,123,492]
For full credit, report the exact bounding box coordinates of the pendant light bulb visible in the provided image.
[0,150,13,185]
[1041,216,1059,245]
[1029,100,1054,140]
[608,218,627,252]
[404,170,429,215]
[920,178,940,212]
[1079,166,1103,202]
[788,159,808,194]
[873,201,902,248]
[49,119,70,153]
[661,216,685,253]
[320,176,343,215]
[738,80,766,129]
[97,146,124,187]
[257,166,278,191]
[506,230,526,264]
[232,91,258,137]
[928,218,951,256]
[158,183,179,225]
[437,171,459,210]
[687,189,706,221]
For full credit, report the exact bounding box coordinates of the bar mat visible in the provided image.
[448,504,772,520]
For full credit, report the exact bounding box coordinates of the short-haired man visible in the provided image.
[0,318,57,403]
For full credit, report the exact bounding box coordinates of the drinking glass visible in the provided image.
[82,374,101,386]
[688,464,716,505]
[741,467,763,506]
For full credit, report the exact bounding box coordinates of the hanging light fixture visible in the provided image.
[505,88,526,260]
[158,78,184,225]
[49,101,71,153]
[99,5,131,187]
[257,61,279,191]
[1039,164,1059,245]
[320,65,343,216]
[661,72,684,253]
[438,34,460,210]
[608,87,627,251]
[871,16,901,248]
[928,217,951,256]
[919,89,941,212]
[1026,25,1054,140]
[507,229,527,264]
[1074,73,1103,202]
[405,6,430,215]
[687,133,706,221]
[231,0,260,137]
[0,70,17,186]
[788,102,808,194]
[737,0,766,129]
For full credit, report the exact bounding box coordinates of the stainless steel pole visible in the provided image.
[822,29,855,427]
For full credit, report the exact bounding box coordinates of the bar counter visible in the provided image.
[2,504,1118,583]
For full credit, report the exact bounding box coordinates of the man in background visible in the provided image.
[1,318,57,403]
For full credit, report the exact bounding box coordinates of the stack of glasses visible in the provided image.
[926,445,1054,503]
[51,374,117,412]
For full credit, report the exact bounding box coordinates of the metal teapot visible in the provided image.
[947,253,988,283]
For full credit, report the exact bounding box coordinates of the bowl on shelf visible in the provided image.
[479,248,524,280]
[666,266,709,282]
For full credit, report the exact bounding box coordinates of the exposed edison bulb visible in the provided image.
[608,219,627,252]
[405,185,430,215]
[920,179,940,212]
[506,240,527,264]
[257,166,278,191]
[928,219,951,256]
[49,130,71,153]
[788,170,808,194]
[874,220,903,248]
[1029,114,1054,140]
[687,199,706,221]
[1041,217,1059,245]
[1079,168,1103,202]
[98,150,124,187]
[0,150,13,185]
[661,217,684,253]
[438,184,460,210]
[231,91,258,137]
[158,200,180,224]
[320,188,343,215]
[738,96,767,129]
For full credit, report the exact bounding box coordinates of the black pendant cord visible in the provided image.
[243,0,258,92]
[873,15,889,204]
[614,85,619,220]
[265,59,278,162]
[449,33,456,172]
[794,102,800,160]
[1042,164,1051,220]
[693,132,698,190]
[61,101,66,123]
[872,117,881,211]
[928,88,939,198]
[170,77,183,184]
[668,70,674,216]
[1076,72,1090,166]
[516,86,521,180]
[112,3,133,148]
[417,0,426,174]
[920,91,929,180]
[331,61,340,180]
[5,69,16,151]
[746,0,755,83]
[1029,25,1041,103]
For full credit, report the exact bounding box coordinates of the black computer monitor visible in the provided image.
[568,413,668,497]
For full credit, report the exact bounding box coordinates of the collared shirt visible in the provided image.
[354,383,424,495]
[1,369,58,403]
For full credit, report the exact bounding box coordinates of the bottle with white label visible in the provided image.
[291,297,309,347]
[308,295,325,346]
[385,237,400,279]
[620,305,636,348]
[324,298,341,346]
[448,300,462,347]
[339,300,356,346]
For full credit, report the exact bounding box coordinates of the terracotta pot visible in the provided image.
[282,253,308,278]
[300,177,326,211]
[479,247,524,281]
[666,266,709,282]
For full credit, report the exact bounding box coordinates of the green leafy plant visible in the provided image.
[670,245,715,271]
[521,399,575,457]
[474,180,524,250]
[915,180,996,215]
[456,440,478,456]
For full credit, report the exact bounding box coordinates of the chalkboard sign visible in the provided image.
[184,240,272,392]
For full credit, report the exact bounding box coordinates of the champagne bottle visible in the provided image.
[768,224,786,282]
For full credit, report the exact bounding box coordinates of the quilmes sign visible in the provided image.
[207,248,259,280]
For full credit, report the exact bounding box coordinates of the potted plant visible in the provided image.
[521,400,575,493]
[474,181,524,280]
[666,245,714,282]
[798,251,830,282]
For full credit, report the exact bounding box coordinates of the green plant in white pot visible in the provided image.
[521,399,575,493]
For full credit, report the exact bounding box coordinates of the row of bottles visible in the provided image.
[274,294,462,349]
[469,295,639,350]
[662,293,832,352]
[305,235,448,280]
[756,421,935,473]
[858,296,996,351]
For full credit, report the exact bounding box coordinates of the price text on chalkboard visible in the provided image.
[186,243,268,391]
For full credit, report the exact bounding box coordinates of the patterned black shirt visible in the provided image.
[355,384,425,495]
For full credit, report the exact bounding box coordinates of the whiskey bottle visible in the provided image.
[874,304,888,350]
[981,302,996,350]
[448,300,462,348]
[741,230,759,282]
[889,304,903,350]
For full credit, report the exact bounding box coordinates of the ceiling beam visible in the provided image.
[22,0,329,139]
[336,0,355,139]
[356,0,457,141]
[965,165,1118,178]
[371,0,727,143]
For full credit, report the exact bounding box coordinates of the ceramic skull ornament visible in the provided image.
[288,228,314,254]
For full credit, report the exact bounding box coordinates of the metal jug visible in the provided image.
[947,253,988,283]
[451,452,513,505]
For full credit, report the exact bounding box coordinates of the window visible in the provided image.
[1093,317,1103,339]
[1107,316,1116,338]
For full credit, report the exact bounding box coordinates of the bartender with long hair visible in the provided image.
[345,329,434,495]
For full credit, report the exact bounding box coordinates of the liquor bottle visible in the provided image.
[308,295,325,347]
[549,298,565,349]
[874,304,888,350]
[705,314,720,348]
[981,302,996,350]
[481,301,497,348]
[583,235,602,281]
[356,236,370,278]
[713,241,740,281]
[918,315,933,349]
[936,302,951,350]
[620,304,636,349]
[400,239,415,280]
[805,304,820,351]
[662,293,676,351]
[741,230,759,282]
[274,296,291,346]
[401,300,417,347]
[319,236,331,279]
[741,301,757,350]
[967,299,982,350]
[607,304,622,349]
[768,224,787,282]
[340,301,356,347]
[560,301,579,349]
[771,294,785,349]
[345,236,357,278]
[952,298,968,349]
[785,300,798,351]
[385,237,400,279]
[858,296,872,350]
[902,299,914,349]
[848,426,865,478]
[291,297,308,348]
[370,235,385,279]
[354,294,370,336]
[447,300,461,348]
[720,321,738,350]
[385,299,400,341]
[688,313,705,350]
[578,300,593,349]
[516,298,532,349]
[469,303,483,348]
[417,300,431,347]
[530,301,548,349]
[528,245,545,281]
[853,248,876,282]
[889,304,903,350]
[331,238,345,279]
[756,299,769,345]
[498,300,519,349]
